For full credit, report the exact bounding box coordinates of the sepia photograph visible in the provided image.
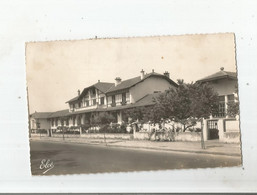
[26,33,242,176]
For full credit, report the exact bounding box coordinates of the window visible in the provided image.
[73,117,75,125]
[227,94,235,103]
[51,119,54,126]
[218,96,225,117]
[78,102,81,108]
[77,116,81,126]
[100,97,105,105]
[92,89,96,97]
[86,100,89,107]
[112,95,115,103]
[111,95,116,106]
[66,118,69,126]
[92,99,96,105]
[55,119,58,126]
[122,93,126,104]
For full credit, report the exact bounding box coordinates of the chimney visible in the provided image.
[115,77,122,86]
[140,69,145,79]
[220,67,224,71]
[98,80,100,83]
[164,71,170,78]
[78,89,81,96]
[152,69,154,73]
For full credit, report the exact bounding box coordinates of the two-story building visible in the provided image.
[197,67,238,119]
[46,69,178,130]
[197,67,240,142]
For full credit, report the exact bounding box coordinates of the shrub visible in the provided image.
[81,124,91,132]
[195,128,202,132]
[66,130,80,134]
[120,123,127,133]
[98,123,129,134]
[37,129,47,134]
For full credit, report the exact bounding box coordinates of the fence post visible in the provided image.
[79,126,82,136]
[218,119,225,142]
[200,119,206,149]
[202,119,208,141]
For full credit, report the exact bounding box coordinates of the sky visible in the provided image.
[26,33,236,113]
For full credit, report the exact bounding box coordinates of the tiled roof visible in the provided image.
[66,82,114,103]
[66,95,79,103]
[105,93,161,111]
[133,93,160,107]
[197,70,237,83]
[106,72,177,94]
[48,109,70,118]
[30,112,52,119]
[107,76,141,93]
[93,82,115,93]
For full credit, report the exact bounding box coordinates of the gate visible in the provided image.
[207,120,219,140]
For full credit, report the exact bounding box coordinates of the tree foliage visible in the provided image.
[227,84,239,118]
[97,112,116,125]
[151,80,219,131]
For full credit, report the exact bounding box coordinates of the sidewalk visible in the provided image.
[30,136,242,157]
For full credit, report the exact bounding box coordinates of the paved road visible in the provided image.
[30,140,241,175]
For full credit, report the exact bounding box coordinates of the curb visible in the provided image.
[105,144,241,157]
[30,138,241,157]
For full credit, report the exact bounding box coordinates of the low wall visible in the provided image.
[80,133,133,140]
[134,131,201,142]
[225,120,240,132]
[174,132,201,142]
[52,133,80,138]
[222,132,240,143]
[134,132,150,140]
[31,133,48,137]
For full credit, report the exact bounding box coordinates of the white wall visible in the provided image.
[225,120,240,132]
[130,77,176,103]
[209,78,237,96]
[31,118,51,130]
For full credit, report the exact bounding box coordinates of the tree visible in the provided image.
[227,101,239,118]
[97,112,116,145]
[227,84,239,118]
[98,112,116,125]
[123,107,145,123]
[151,80,219,132]
[151,80,219,148]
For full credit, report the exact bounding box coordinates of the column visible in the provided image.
[202,119,208,141]
[95,89,99,105]
[218,119,224,141]
[89,90,91,106]
[225,95,228,118]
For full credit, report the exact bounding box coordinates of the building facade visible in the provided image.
[197,67,240,142]
[45,69,177,130]
[29,68,240,143]
[197,67,238,119]
[29,112,52,132]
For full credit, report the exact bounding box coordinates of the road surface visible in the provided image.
[30,140,241,175]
